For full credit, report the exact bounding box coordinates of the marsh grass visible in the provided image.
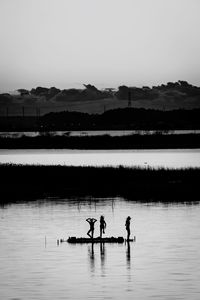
[0,133,200,149]
[1,164,200,203]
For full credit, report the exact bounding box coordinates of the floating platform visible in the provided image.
[58,236,135,244]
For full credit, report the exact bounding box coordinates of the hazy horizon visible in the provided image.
[0,0,200,92]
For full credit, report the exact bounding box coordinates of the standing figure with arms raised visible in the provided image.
[86,218,97,239]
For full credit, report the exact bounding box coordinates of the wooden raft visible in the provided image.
[61,236,125,244]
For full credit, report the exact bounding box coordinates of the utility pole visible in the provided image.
[36,107,40,118]
[36,107,41,130]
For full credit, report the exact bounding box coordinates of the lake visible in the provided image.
[0,149,200,168]
[0,198,200,300]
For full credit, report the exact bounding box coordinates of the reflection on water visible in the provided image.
[100,243,106,273]
[126,241,131,269]
[1,129,200,138]
[87,243,108,278]
[87,241,132,283]
[1,198,200,300]
[88,243,95,275]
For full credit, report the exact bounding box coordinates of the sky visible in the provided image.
[0,0,200,92]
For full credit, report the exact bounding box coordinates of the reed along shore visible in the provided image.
[0,133,200,149]
[1,164,200,203]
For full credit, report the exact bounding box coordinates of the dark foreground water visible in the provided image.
[0,198,200,300]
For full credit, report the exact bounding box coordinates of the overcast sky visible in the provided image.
[0,0,200,92]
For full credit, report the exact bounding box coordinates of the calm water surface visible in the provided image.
[0,198,200,300]
[1,130,200,138]
[0,149,200,168]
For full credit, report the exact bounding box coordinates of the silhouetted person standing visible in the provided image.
[100,215,106,238]
[125,216,131,240]
[86,218,97,238]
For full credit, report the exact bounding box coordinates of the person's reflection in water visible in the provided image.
[125,240,133,289]
[126,241,131,269]
[125,240,132,285]
[88,243,95,275]
[100,242,106,277]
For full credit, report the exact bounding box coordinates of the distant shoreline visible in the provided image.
[0,133,200,149]
[1,164,200,203]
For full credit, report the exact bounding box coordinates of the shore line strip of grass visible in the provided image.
[0,133,200,149]
[1,164,200,203]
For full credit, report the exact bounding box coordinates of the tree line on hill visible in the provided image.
[40,108,200,130]
[16,80,200,102]
[1,80,200,116]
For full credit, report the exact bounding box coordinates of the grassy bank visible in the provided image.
[1,164,200,203]
[0,133,200,149]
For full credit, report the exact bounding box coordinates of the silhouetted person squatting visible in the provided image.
[125,216,131,240]
[86,218,97,238]
[100,215,106,238]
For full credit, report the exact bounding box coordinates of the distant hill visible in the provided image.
[40,108,200,131]
[0,81,200,116]
[1,107,200,131]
